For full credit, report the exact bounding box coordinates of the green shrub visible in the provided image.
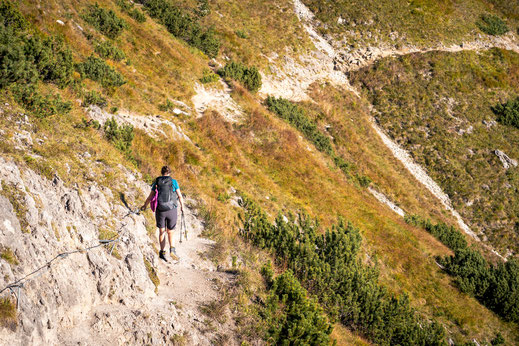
[94,40,126,61]
[103,116,134,153]
[262,270,333,344]
[11,84,72,118]
[136,0,220,58]
[128,8,147,23]
[0,27,73,88]
[76,55,126,88]
[199,69,219,84]
[492,96,519,129]
[218,61,261,92]
[82,3,127,39]
[476,14,509,35]
[0,297,16,328]
[82,90,107,108]
[404,215,468,251]
[266,96,332,154]
[195,0,210,17]
[438,248,519,323]
[116,0,146,23]
[0,0,28,33]
[239,197,446,345]
[158,99,176,112]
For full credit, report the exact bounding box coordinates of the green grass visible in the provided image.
[0,297,16,328]
[301,0,516,47]
[0,247,19,266]
[351,48,519,257]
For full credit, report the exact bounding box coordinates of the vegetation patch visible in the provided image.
[81,3,127,39]
[0,247,18,265]
[143,256,159,293]
[218,61,261,92]
[260,266,333,344]
[492,96,519,129]
[136,0,220,58]
[199,69,219,84]
[103,117,134,155]
[82,90,107,108]
[239,197,445,345]
[0,297,16,328]
[95,40,126,61]
[76,55,126,88]
[116,0,147,23]
[266,96,371,187]
[405,215,467,251]
[11,84,71,118]
[476,14,509,35]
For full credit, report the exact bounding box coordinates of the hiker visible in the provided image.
[141,165,185,262]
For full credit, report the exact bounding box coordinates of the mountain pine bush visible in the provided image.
[82,3,128,39]
[95,40,126,61]
[476,14,509,35]
[239,197,446,345]
[218,61,262,92]
[76,55,126,88]
[492,96,519,129]
[103,117,134,153]
[136,0,220,58]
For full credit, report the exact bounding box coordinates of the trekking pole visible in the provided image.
[179,210,183,244]
[182,211,187,241]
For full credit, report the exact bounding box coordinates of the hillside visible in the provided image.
[0,0,518,345]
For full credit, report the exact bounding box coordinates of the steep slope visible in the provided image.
[1,0,518,344]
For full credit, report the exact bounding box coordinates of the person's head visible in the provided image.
[161,165,171,176]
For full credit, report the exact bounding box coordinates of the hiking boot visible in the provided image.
[170,247,179,261]
[159,250,168,262]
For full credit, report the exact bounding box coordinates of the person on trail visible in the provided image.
[141,165,185,262]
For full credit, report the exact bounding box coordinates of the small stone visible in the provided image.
[56,20,65,26]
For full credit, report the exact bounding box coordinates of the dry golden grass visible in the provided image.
[5,0,518,344]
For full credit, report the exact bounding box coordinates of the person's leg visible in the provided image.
[159,228,167,251]
[165,208,178,255]
[156,211,168,261]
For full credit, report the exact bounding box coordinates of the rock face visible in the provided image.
[0,156,232,345]
[494,149,518,170]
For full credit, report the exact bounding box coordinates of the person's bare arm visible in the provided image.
[176,188,185,213]
[141,190,155,210]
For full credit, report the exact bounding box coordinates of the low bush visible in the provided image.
[76,55,126,88]
[82,3,127,39]
[492,96,519,129]
[405,215,468,251]
[438,249,519,323]
[266,96,332,154]
[218,61,261,92]
[261,268,333,344]
[116,0,146,23]
[239,197,446,345]
[476,14,509,36]
[137,0,220,57]
[11,84,72,118]
[199,69,219,84]
[82,90,107,108]
[0,27,73,88]
[95,40,126,61]
[0,0,27,32]
[103,117,134,153]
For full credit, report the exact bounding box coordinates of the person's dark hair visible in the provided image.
[161,165,171,175]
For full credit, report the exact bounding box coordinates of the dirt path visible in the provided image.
[149,208,236,345]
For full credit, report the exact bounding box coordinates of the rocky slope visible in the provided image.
[0,154,234,345]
